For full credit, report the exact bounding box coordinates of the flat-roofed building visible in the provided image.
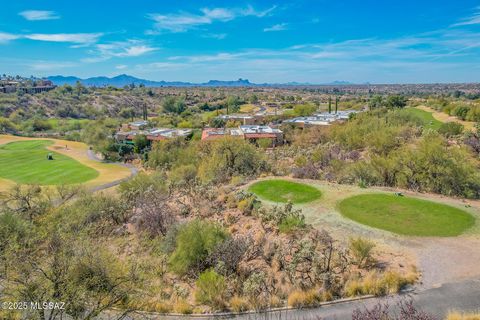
[121,120,149,131]
[284,110,359,128]
[115,127,192,143]
[147,128,192,141]
[201,125,283,146]
[217,114,259,125]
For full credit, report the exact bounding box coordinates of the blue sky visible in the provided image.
[1,0,480,83]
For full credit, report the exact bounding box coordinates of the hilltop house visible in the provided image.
[202,125,283,146]
[216,114,258,125]
[121,120,149,131]
[283,110,358,128]
[115,127,192,144]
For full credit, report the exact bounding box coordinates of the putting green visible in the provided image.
[249,179,322,203]
[0,140,99,185]
[338,193,475,236]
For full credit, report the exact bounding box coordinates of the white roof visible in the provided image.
[129,120,148,126]
[240,125,282,134]
[149,128,192,137]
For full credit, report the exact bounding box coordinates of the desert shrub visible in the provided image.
[380,271,411,295]
[464,131,480,155]
[195,269,226,310]
[438,122,464,137]
[147,138,196,170]
[173,300,193,314]
[292,164,320,179]
[237,195,261,215]
[64,193,132,234]
[161,223,181,254]
[294,103,317,116]
[395,133,480,199]
[206,236,249,275]
[453,105,470,120]
[278,215,306,233]
[0,212,31,265]
[352,300,435,320]
[345,271,412,297]
[229,296,250,313]
[169,164,197,186]
[256,201,305,232]
[135,188,176,238]
[344,279,363,297]
[287,289,321,308]
[197,137,268,183]
[280,230,349,290]
[230,175,245,186]
[3,184,51,221]
[349,237,376,268]
[119,173,166,206]
[243,271,270,309]
[257,138,273,149]
[131,300,172,313]
[169,220,228,275]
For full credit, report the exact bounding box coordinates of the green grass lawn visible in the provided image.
[248,179,322,203]
[338,193,475,236]
[0,140,98,185]
[404,108,442,130]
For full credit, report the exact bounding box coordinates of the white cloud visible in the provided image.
[451,6,480,27]
[27,61,76,71]
[145,28,480,83]
[148,5,276,32]
[168,52,245,63]
[116,65,128,70]
[19,10,60,21]
[263,23,288,32]
[0,32,19,43]
[201,33,227,40]
[24,33,102,44]
[83,40,157,62]
[121,45,157,57]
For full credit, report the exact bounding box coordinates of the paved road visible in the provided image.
[118,278,480,320]
[86,149,138,192]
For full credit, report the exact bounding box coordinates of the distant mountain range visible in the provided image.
[46,74,355,87]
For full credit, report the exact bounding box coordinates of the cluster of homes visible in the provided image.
[201,125,284,146]
[115,120,284,147]
[216,109,282,125]
[115,120,192,143]
[115,109,359,148]
[0,79,56,94]
[283,110,358,128]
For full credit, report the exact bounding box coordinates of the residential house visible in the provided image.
[201,125,283,146]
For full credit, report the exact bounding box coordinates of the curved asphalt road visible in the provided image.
[86,149,138,192]
[118,278,480,320]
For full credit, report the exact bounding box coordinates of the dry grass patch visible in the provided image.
[447,311,480,320]
[229,296,250,313]
[345,270,414,297]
